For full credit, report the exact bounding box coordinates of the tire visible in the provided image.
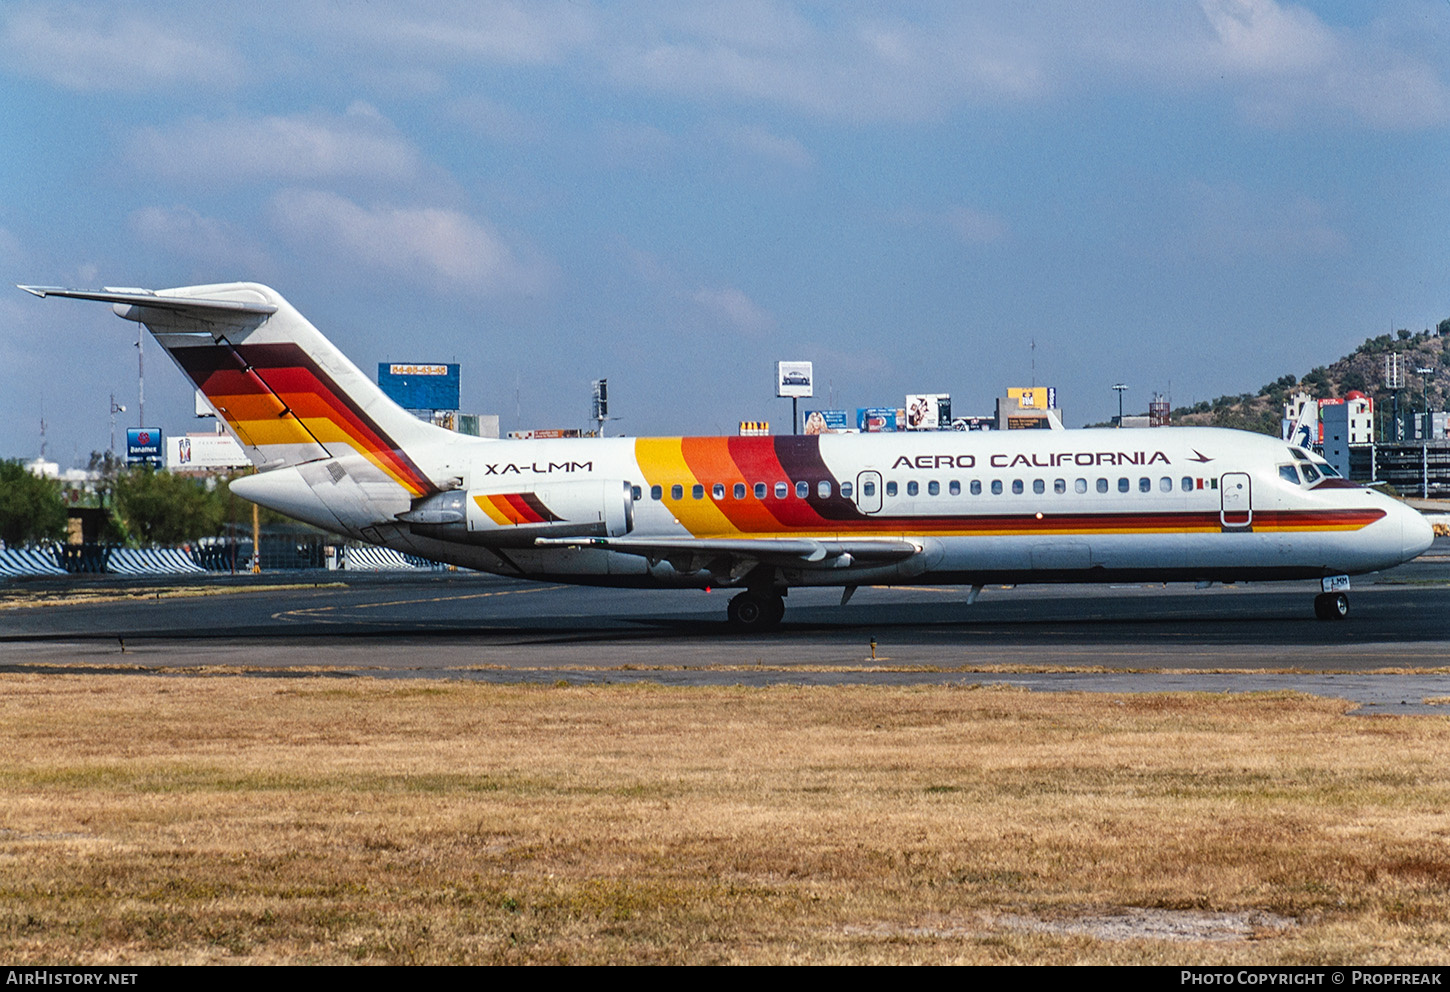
[1313,592,1349,621]
[728,591,783,630]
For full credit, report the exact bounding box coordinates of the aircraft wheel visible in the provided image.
[728,591,783,630]
[1313,592,1349,621]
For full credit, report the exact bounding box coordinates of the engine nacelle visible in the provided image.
[401,479,635,547]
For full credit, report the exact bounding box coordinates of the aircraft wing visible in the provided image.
[534,535,921,582]
[17,285,278,317]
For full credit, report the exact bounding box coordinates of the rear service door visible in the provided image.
[1220,472,1252,530]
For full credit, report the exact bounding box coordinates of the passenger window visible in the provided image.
[671,484,683,500]
[1054,479,1066,495]
[907,481,919,496]
[949,480,960,496]
[1011,480,1024,495]
[775,482,788,499]
[862,480,875,497]
[692,484,704,500]
[795,481,809,499]
[1118,478,1129,493]
[818,480,832,498]
[755,482,767,499]
[1159,477,1171,493]
[1075,478,1087,494]
[1096,479,1108,494]
[928,481,940,496]
[650,485,663,501]
[1279,464,1301,485]
[1138,477,1150,493]
[631,485,642,501]
[970,480,982,495]
[1181,477,1193,492]
[712,483,725,500]
[841,481,853,498]
[1033,479,1045,495]
[733,483,746,499]
[991,480,1003,495]
[886,481,898,497]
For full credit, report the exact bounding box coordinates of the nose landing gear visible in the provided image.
[1313,591,1349,620]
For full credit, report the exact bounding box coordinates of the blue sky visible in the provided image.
[4,0,1450,464]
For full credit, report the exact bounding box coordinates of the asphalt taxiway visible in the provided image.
[3,540,1449,712]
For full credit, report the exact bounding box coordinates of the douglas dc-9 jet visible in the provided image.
[22,282,1433,627]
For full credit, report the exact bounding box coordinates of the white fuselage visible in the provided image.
[232,426,1433,590]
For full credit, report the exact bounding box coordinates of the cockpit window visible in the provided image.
[1279,464,1301,485]
[1289,448,1311,462]
[1300,462,1322,484]
[1315,460,1341,478]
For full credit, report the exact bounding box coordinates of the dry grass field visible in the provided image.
[2,673,1450,964]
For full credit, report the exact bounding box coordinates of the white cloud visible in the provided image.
[944,207,1009,246]
[1,4,242,91]
[1182,181,1350,260]
[128,104,422,186]
[128,206,273,276]
[890,205,1009,247]
[607,5,1051,122]
[716,124,814,170]
[269,189,550,297]
[693,286,775,337]
[321,0,594,65]
[0,226,22,268]
[1105,0,1450,130]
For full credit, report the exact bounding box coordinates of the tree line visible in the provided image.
[0,457,280,549]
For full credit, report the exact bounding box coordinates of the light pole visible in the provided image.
[1112,383,1128,427]
[1418,368,1436,435]
[109,394,126,458]
[1417,367,1436,498]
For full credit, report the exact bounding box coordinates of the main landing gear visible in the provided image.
[1313,592,1349,621]
[727,590,786,630]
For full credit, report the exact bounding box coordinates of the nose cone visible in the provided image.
[1401,504,1435,562]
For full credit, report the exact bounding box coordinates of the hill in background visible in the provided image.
[1158,321,1450,436]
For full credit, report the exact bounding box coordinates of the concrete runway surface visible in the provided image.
[3,539,1449,713]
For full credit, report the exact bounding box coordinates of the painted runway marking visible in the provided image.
[272,585,565,624]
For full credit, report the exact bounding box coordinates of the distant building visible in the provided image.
[996,387,1062,430]
[1320,392,1373,478]
[1349,443,1450,499]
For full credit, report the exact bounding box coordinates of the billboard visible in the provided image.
[775,361,814,398]
[905,394,951,430]
[126,428,163,466]
[507,429,583,439]
[857,407,905,432]
[378,362,461,411]
[168,433,250,470]
[803,410,851,435]
[1007,386,1057,410]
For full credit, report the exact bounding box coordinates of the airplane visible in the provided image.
[21,281,1435,627]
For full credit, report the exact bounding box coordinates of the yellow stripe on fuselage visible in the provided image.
[635,437,740,537]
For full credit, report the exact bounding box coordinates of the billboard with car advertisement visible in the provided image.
[775,361,814,398]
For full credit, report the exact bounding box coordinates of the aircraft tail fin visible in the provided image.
[1289,399,1319,450]
[19,282,445,496]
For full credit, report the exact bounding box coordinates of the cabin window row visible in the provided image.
[646,481,853,502]
[886,477,1202,496]
[638,476,1206,502]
